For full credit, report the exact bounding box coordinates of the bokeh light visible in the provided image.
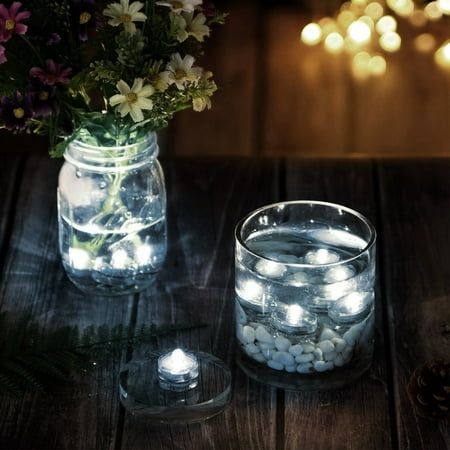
[379,31,401,52]
[434,41,450,68]
[424,2,443,20]
[376,15,397,34]
[325,32,345,53]
[301,23,322,45]
[348,20,372,44]
[414,33,436,53]
[437,0,450,14]
[365,2,384,20]
[368,54,387,75]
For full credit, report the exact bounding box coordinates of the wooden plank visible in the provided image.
[262,10,351,155]
[0,156,134,450]
[378,158,450,449]
[171,0,259,156]
[121,158,280,450]
[283,158,393,450]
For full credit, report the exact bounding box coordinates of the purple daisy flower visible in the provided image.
[0,91,33,131]
[29,59,72,86]
[27,79,57,117]
[0,44,6,64]
[47,32,61,45]
[0,2,31,43]
[72,0,96,42]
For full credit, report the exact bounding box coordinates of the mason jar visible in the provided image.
[235,201,376,390]
[58,133,167,295]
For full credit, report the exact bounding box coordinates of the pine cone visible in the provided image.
[408,360,450,420]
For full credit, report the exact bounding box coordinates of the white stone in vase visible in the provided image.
[314,360,334,372]
[245,343,260,354]
[242,325,256,344]
[288,344,304,356]
[274,336,291,352]
[272,351,295,366]
[267,360,284,371]
[285,365,297,373]
[317,340,335,353]
[297,363,313,373]
[255,326,275,344]
[331,337,347,352]
[296,353,314,363]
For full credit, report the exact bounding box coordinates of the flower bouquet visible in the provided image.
[0,0,225,152]
[0,0,226,295]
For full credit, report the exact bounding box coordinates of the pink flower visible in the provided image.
[0,44,6,64]
[29,60,72,86]
[0,2,31,43]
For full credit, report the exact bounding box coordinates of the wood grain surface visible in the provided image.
[0,155,449,450]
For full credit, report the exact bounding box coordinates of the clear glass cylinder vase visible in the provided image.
[235,201,376,390]
[58,132,167,295]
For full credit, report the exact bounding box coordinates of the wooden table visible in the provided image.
[0,155,449,450]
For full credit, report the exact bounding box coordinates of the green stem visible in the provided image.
[19,36,44,65]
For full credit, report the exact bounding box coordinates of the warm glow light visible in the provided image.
[424,1,443,20]
[365,2,384,20]
[111,249,128,269]
[414,33,436,53]
[337,10,356,29]
[376,15,397,34]
[348,20,372,44]
[387,0,414,17]
[69,248,91,270]
[409,10,427,27]
[437,0,450,14]
[368,54,387,75]
[352,0,367,4]
[136,244,152,265]
[359,15,375,29]
[352,51,372,78]
[318,17,337,36]
[324,32,345,53]
[379,31,401,52]
[286,304,303,325]
[301,23,322,45]
[434,41,450,69]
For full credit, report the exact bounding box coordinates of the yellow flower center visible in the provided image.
[174,69,187,80]
[79,12,92,25]
[13,107,25,119]
[172,1,184,9]
[5,19,15,31]
[38,91,49,101]
[120,13,132,23]
[126,92,138,103]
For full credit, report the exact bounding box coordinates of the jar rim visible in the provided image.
[71,132,156,152]
[235,200,377,268]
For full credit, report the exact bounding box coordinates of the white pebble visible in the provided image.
[296,353,314,363]
[319,328,340,341]
[323,351,338,361]
[285,365,296,373]
[331,337,347,352]
[252,353,266,363]
[302,343,315,353]
[275,336,291,352]
[334,354,345,367]
[314,361,334,372]
[255,259,286,279]
[245,343,260,354]
[288,344,304,356]
[237,325,246,345]
[317,340,335,353]
[259,342,275,350]
[313,348,323,360]
[273,351,295,366]
[297,363,313,373]
[255,326,275,344]
[267,360,284,371]
[261,348,275,360]
[243,325,256,344]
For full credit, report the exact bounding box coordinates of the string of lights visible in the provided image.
[300,0,450,78]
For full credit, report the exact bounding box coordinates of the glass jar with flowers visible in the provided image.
[0,0,226,294]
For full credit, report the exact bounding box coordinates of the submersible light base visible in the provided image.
[119,350,231,424]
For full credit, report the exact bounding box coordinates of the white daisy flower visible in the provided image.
[183,12,210,42]
[164,53,202,90]
[156,0,202,14]
[103,0,147,33]
[109,78,154,122]
[169,12,189,42]
[192,96,211,112]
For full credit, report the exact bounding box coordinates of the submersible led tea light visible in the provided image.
[158,348,199,391]
[271,304,318,335]
[119,349,231,423]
